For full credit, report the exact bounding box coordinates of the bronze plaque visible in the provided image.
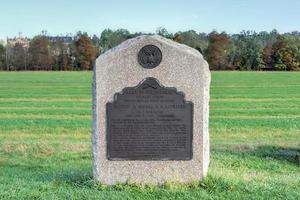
[106,77,193,160]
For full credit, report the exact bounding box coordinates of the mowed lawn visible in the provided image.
[0,71,299,200]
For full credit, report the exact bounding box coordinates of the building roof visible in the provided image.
[46,36,72,44]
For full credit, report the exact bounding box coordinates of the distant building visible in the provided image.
[46,36,73,56]
[7,34,30,48]
[46,36,73,44]
[7,35,73,49]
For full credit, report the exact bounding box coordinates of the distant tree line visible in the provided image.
[1,28,300,71]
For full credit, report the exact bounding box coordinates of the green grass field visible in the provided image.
[0,71,299,200]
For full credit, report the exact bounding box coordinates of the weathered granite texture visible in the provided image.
[93,35,210,185]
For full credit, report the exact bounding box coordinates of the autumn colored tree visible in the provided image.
[285,34,300,67]
[74,34,97,70]
[263,44,273,70]
[271,37,299,70]
[2,29,300,71]
[29,36,53,70]
[205,31,229,70]
[174,33,182,43]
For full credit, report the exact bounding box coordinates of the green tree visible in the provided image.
[0,44,5,70]
[99,29,130,52]
[51,40,70,71]
[11,43,27,70]
[174,30,208,53]
[156,27,173,39]
[92,34,101,57]
[229,31,265,70]
[29,36,53,70]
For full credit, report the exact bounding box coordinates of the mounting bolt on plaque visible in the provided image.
[138,45,162,69]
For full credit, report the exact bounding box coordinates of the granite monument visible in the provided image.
[92,35,210,185]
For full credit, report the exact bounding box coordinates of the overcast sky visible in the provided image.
[1,0,300,39]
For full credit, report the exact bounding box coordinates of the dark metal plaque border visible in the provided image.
[106,77,193,161]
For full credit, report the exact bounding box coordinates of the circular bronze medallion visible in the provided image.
[138,45,162,69]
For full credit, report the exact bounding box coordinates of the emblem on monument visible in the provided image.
[138,45,162,69]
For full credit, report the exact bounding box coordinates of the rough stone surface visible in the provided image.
[93,35,210,185]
